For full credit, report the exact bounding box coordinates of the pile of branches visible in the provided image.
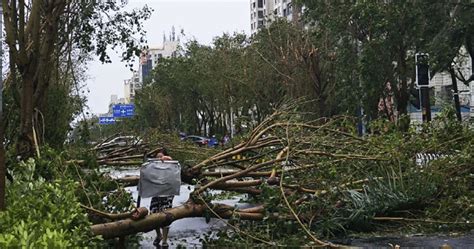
[89,105,474,247]
[86,133,215,168]
[91,137,153,166]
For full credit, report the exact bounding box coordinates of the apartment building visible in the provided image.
[123,28,179,103]
[250,0,300,34]
[104,94,127,116]
[431,47,472,108]
[124,71,140,103]
[138,39,179,84]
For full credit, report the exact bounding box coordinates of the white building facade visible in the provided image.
[431,47,472,107]
[137,39,178,85]
[250,0,300,34]
[124,71,140,103]
[123,29,179,103]
[410,48,473,122]
[102,94,126,116]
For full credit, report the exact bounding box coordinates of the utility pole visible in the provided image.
[416,53,431,122]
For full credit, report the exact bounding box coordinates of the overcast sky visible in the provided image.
[86,0,250,114]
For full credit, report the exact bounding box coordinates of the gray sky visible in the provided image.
[86,0,250,114]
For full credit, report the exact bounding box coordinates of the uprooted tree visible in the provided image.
[87,105,473,246]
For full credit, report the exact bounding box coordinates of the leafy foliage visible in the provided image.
[299,0,463,118]
[133,21,360,136]
[1,0,152,157]
[203,108,473,246]
[0,145,142,246]
[0,159,100,247]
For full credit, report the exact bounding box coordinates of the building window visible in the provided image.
[258,11,264,18]
[283,8,287,16]
[252,2,255,8]
[258,20,264,27]
[258,0,263,8]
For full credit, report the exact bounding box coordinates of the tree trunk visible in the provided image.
[90,202,262,239]
[397,47,409,117]
[17,76,35,157]
[3,0,65,158]
[318,94,326,117]
[449,67,462,121]
[0,116,5,210]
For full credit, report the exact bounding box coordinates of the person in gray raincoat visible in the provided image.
[138,148,180,248]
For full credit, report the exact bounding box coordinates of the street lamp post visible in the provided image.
[416,53,431,122]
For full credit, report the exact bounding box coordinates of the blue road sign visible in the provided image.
[99,117,116,125]
[112,104,135,117]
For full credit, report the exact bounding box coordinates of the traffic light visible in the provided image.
[416,53,430,86]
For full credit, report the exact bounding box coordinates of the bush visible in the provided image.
[0,159,101,248]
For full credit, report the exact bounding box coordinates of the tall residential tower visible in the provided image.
[124,28,179,103]
[250,0,301,34]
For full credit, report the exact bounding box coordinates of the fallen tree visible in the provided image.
[87,106,474,247]
[89,202,263,239]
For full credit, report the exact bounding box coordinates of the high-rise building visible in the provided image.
[123,28,179,103]
[138,29,179,84]
[250,0,301,34]
[104,94,126,116]
[124,71,140,103]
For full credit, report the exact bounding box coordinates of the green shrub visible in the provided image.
[0,159,101,248]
